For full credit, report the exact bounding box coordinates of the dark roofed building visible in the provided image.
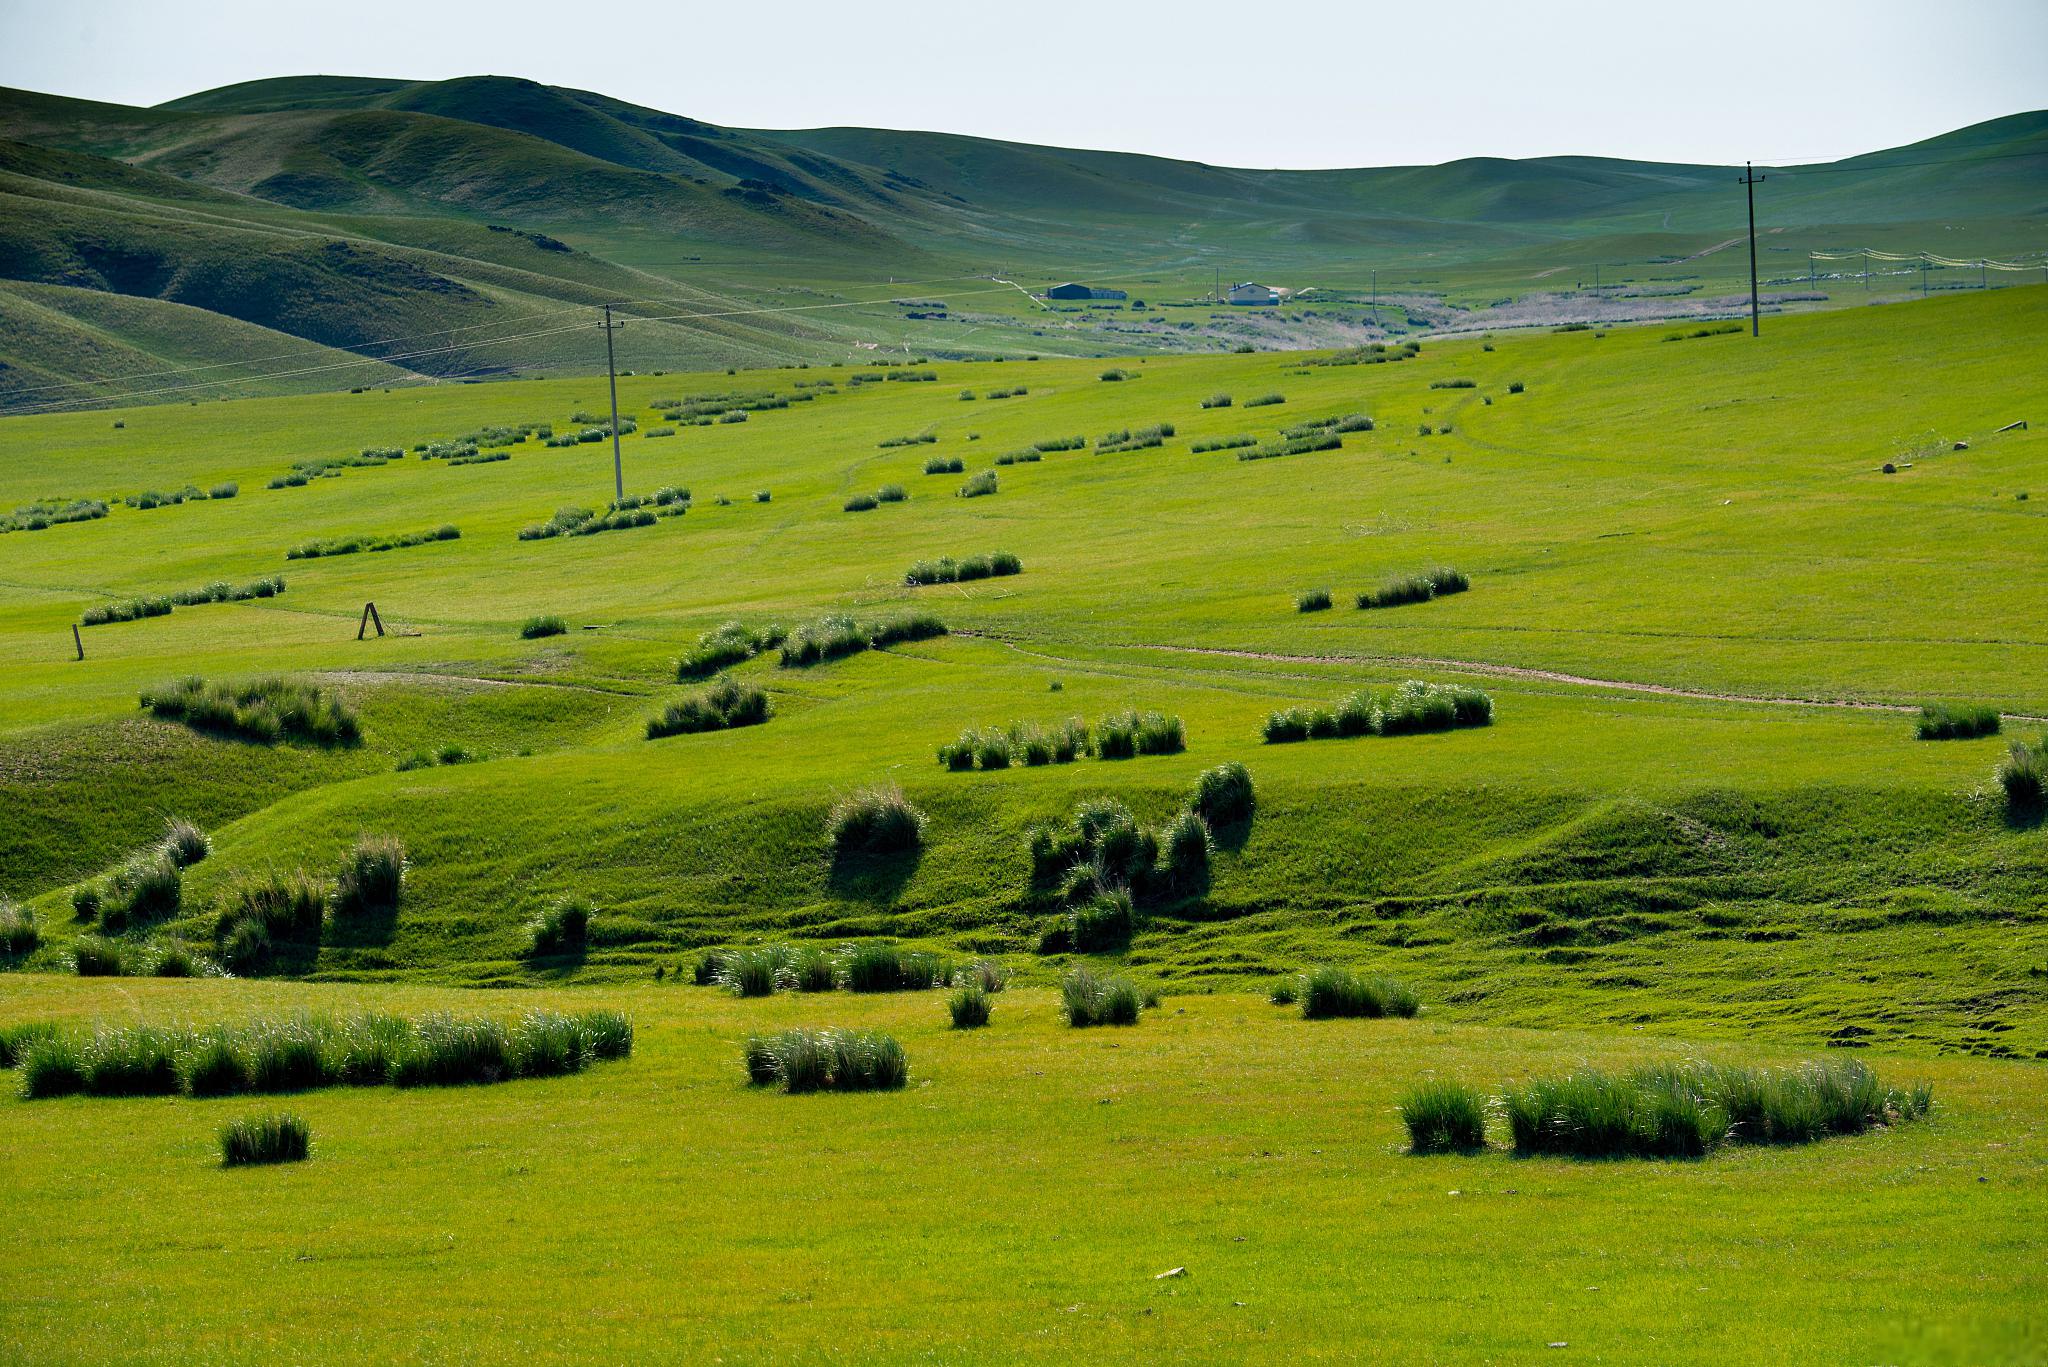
[1044,282,1128,301]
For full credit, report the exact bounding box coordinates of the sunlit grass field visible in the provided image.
[1,284,2045,1362]
[1,975,2042,1366]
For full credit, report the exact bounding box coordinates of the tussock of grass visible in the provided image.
[1059,966,1143,1027]
[288,525,459,558]
[1237,432,1339,461]
[839,942,951,992]
[1916,703,1999,740]
[1499,1059,1931,1159]
[1156,809,1212,898]
[958,470,999,498]
[647,675,771,738]
[141,677,360,747]
[1294,965,1420,1019]
[993,449,1042,465]
[518,506,655,540]
[1264,681,1492,744]
[1297,587,1332,612]
[1998,735,2046,813]
[905,550,1022,586]
[937,717,1087,770]
[1190,434,1256,453]
[521,614,567,639]
[745,1029,907,1092]
[1357,566,1469,609]
[17,1009,634,1101]
[678,621,785,678]
[1097,423,1175,453]
[0,1020,58,1067]
[1192,761,1256,828]
[1201,393,1233,408]
[331,835,405,918]
[2,497,107,533]
[1243,393,1285,408]
[948,983,992,1027]
[527,898,590,957]
[1400,1080,1489,1152]
[72,936,128,976]
[1033,435,1085,452]
[0,900,39,960]
[161,818,210,869]
[828,786,925,863]
[1093,708,1185,759]
[220,1113,311,1166]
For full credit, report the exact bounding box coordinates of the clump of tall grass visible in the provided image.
[678,621,784,678]
[840,942,951,992]
[1031,798,1158,895]
[1201,393,1233,408]
[1499,1058,1929,1159]
[937,717,1088,770]
[1296,966,1420,1019]
[0,1020,58,1068]
[1398,1080,1489,1153]
[1915,702,2000,740]
[745,1029,908,1092]
[923,455,965,474]
[958,470,999,498]
[1097,423,1175,453]
[993,449,1042,466]
[141,677,360,747]
[948,983,992,1027]
[1997,736,2046,814]
[843,493,879,512]
[1190,434,1256,453]
[1033,435,1085,452]
[86,848,183,932]
[1059,966,1143,1027]
[869,613,949,649]
[214,869,327,971]
[1356,566,1470,610]
[1191,761,1255,828]
[288,524,460,558]
[1156,809,1212,898]
[1428,378,1476,389]
[647,675,771,738]
[1297,588,1332,612]
[828,786,926,863]
[1093,708,1184,758]
[331,835,405,918]
[72,936,129,977]
[781,612,949,667]
[220,1113,311,1166]
[521,614,567,639]
[1243,393,1285,408]
[904,550,1022,586]
[1264,681,1492,744]
[527,897,591,957]
[161,817,211,869]
[0,900,39,960]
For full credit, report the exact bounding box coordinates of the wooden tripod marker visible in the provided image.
[357,602,385,640]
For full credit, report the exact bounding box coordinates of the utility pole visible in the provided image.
[1371,269,1378,324]
[602,304,625,504]
[1739,162,1766,337]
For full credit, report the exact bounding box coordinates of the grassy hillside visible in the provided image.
[0,289,2042,1056]
[0,79,2040,406]
[0,974,2039,1365]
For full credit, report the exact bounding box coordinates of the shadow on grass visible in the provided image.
[828,849,921,904]
[1208,816,1254,855]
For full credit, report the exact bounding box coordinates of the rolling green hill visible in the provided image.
[0,76,2042,409]
[1,287,2042,1057]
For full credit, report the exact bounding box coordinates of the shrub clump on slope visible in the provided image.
[646,676,771,739]
[141,677,360,747]
[1264,681,1491,744]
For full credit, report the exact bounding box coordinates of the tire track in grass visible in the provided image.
[957,630,2047,721]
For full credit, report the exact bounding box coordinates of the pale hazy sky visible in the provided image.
[2,0,2043,168]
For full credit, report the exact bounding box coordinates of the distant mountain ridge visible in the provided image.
[0,75,2040,407]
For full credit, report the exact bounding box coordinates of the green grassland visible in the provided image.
[0,976,2042,1364]
[1,280,2045,1364]
[0,285,2043,1056]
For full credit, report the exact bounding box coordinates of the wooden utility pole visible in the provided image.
[603,304,626,504]
[72,624,83,660]
[1739,162,1766,337]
